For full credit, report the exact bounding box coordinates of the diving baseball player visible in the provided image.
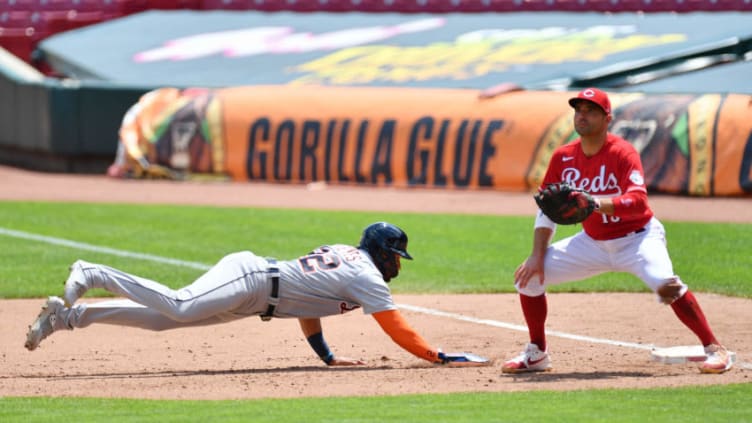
[25,222,484,366]
[502,88,733,374]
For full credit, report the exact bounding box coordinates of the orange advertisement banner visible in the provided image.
[111,85,752,196]
[220,86,570,191]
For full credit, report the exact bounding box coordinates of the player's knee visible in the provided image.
[517,283,546,297]
[656,277,687,305]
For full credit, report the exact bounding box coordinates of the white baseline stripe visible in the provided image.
[398,303,656,351]
[0,227,210,271]
[4,226,749,368]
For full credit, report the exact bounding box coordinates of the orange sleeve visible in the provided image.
[372,309,441,363]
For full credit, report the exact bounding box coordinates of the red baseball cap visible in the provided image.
[568,87,611,114]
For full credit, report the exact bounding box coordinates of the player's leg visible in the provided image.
[25,297,246,351]
[69,299,245,330]
[62,252,269,323]
[618,218,732,373]
[503,232,611,373]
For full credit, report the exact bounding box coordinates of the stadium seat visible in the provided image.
[96,0,149,14]
[0,26,35,61]
[200,0,252,10]
[483,0,528,12]
[0,0,37,11]
[286,0,336,12]
[310,0,358,12]
[1,10,69,34]
[33,0,81,11]
[149,0,201,9]
[0,11,35,28]
[549,0,591,11]
[408,0,467,13]
[61,10,105,30]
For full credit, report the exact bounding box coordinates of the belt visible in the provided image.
[619,227,646,238]
[260,259,280,322]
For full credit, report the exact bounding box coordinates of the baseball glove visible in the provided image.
[534,182,596,225]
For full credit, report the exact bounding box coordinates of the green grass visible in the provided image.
[2,384,750,422]
[1,200,750,422]
[0,201,750,298]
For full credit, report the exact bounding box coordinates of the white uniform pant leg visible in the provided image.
[610,218,687,299]
[82,252,268,323]
[66,299,245,331]
[518,231,613,297]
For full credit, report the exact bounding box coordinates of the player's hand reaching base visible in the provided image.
[327,356,367,366]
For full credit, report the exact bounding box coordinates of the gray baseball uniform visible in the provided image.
[64,245,397,331]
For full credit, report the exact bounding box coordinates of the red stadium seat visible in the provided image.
[483,0,528,12]
[311,0,358,12]
[0,26,35,61]
[410,0,468,13]
[200,0,252,10]
[550,0,591,11]
[33,0,80,10]
[441,0,489,12]
[287,0,336,12]
[97,0,149,14]
[0,0,37,10]
[149,0,201,9]
[61,10,105,30]
[0,11,36,28]
[684,0,751,10]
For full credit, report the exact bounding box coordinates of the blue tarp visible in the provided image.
[39,10,752,92]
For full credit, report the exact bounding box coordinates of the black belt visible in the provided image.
[260,259,280,322]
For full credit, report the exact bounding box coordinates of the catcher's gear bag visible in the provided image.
[534,182,596,225]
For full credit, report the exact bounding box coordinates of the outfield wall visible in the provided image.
[1,49,751,195]
[111,85,752,196]
[0,50,148,173]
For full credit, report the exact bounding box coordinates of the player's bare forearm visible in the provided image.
[298,318,323,337]
[531,227,554,257]
[298,318,366,366]
[594,197,615,215]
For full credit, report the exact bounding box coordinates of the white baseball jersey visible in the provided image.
[518,133,685,300]
[275,244,397,317]
[65,245,397,331]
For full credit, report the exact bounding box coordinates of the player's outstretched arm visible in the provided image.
[372,310,443,363]
[298,318,365,366]
[372,310,492,366]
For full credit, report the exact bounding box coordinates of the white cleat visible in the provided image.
[25,296,65,351]
[501,343,552,374]
[63,260,89,307]
[701,344,734,374]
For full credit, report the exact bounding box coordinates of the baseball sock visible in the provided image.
[670,290,718,346]
[520,293,547,352]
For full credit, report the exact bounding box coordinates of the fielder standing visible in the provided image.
[25,222,477,366]
[502,88,733,374]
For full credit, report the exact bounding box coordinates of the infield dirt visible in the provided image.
[1,165,750,399]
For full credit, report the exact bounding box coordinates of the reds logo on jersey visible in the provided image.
[562,165,622,196]
[339,302,361,314]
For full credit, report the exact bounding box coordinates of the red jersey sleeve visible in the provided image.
[544,135,653,240]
